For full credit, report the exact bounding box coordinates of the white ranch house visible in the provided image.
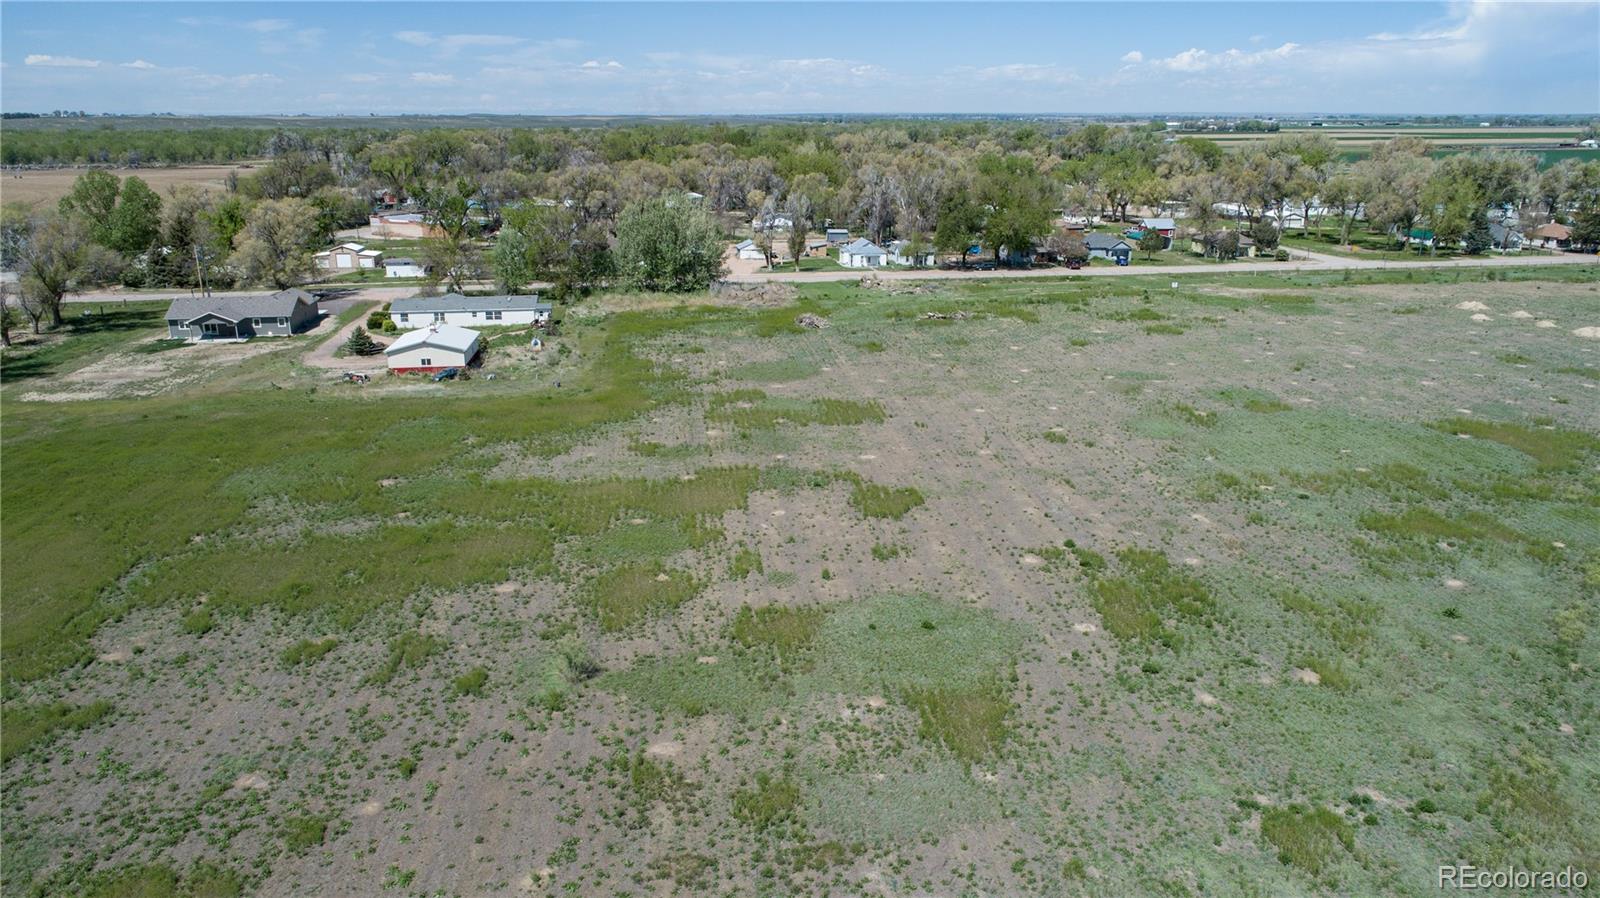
[839,238,887,268]
[384,324,481,374]
[886,240,937,267]
[389,294,552,330]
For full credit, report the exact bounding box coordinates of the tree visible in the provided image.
[974,154,1053,263]
[1571,200,1600,252]
[933,190,983,265]
[343,327,384,356]
[58,170,119,244]
[1043,227,1088,265]
[1137,229,1165,259]
[14,212,121,329]
[491,224,537,294]
[0,280,17,346]
[785,193,813,272]
[614,194,724,292]
[232,199,318,289]
[106,176,162,255]
[421,236,483,294]
[1462,207,1493,255]
[1203,230,1241,260]
[1248,219,1281,251]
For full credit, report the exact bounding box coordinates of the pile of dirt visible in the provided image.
[1572,326,1600,340]
[709,281,798,305]
[796,312,829,329]
[1454,300,1491,312]
[921,310,975,321]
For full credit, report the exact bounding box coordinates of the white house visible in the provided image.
[314,243,383,272]
[734,239,766,261]
[839,238,887,268]
[389,293,552,330]
[886,239,936,267]
[384,257,430,278]
[385,324,481,374]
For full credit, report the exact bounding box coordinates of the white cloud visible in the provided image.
[411,71,456,85]
[25,54,102,68]
[122,59,157,70]
[246,18,291,33]
[393,31,524,57]
[581,59,623,69]
[1152,42,1299,72]
[973,62,1078,85]
[1120,50,1143,64]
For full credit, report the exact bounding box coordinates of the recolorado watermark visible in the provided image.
[1438,864,1588,890]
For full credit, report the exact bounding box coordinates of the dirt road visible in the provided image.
[301,299,389,372]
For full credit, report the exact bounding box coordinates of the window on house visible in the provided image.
[277,318,287,327]
[433,312,445,322]
[252,318,261,327]
[399,313,409,322]
[471,311,478,318]
[420,357,432,366]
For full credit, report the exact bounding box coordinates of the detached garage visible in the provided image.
[385,324,481,374]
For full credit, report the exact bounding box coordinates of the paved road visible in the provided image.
[53,249,1597,305]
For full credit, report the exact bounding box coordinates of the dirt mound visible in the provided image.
[1454,301,1491,312]
[709,281,798,305]
[921,310,974,320]
[1572,326,1600,340]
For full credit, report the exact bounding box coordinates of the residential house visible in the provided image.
[825,228,850,245]
[1488,222,1523,251]
[1139,217,1177,237]
[1085,233,1133,263]
[314,242,383,272]
[384,257,430,278]
[369,212,443,239]
[886,239,937,267]
[751,213,794,233]
[1530,222,1573,250]
[838,238,887,268]
[389,293,552,330]
[165,289,320,341]
[385,324,481,373]
[1189,232,1256,258]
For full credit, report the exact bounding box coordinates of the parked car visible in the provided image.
[1066,259,1083,270]
[431,367,460,382]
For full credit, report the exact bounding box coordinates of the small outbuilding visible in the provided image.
[825,228,850,244]
[838,238,887,268]
[389,293,552,329]
[734,239,766,261]
[165,289,320,341]
[385,324,481,373]
[314,243,383,272]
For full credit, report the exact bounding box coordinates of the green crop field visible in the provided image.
[2,265,1597,897]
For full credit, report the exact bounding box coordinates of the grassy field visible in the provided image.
[2,264,1597,896]
[0,162,261,209]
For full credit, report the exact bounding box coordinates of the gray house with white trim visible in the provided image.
[164,289,320,341]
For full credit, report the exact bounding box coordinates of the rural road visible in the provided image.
[54,249,1598,305]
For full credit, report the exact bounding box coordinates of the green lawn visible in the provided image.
[0,301,171,383]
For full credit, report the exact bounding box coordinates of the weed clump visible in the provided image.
[1090,549,1213,644]
[1261,804,1354,877]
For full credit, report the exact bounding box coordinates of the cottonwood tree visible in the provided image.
[614,194,724,292]
[58,170,120,245]
[785,194,812,272]
[232,199,318,289]
[14,212,121,330]
[106,176,162,255]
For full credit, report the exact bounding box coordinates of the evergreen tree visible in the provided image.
[343,327,383,356]
[1461,208,1493,255]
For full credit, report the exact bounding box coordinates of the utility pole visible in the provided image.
[194,245,210,297]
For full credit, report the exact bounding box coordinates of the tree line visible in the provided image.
[4,120,1600,344]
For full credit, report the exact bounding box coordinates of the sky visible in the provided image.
[2,1,1597,116]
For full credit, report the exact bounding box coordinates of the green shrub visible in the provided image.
[366,632,445,685]
[1261,804,1354,876]
[846,479,925,520]
[582,563,700,631]
[283,815,327,853]
[281,637,339,666]
[732,772,800,831]
[903,682,1012,763]
[180,608,215,635]
[1091,549,1212,644]
[452,666,489,696]
[0,700,112,763]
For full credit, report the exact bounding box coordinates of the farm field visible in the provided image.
[0,162,263,209]
[1,267,1598,897]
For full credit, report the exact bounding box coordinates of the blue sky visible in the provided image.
[3,2,1597,115]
